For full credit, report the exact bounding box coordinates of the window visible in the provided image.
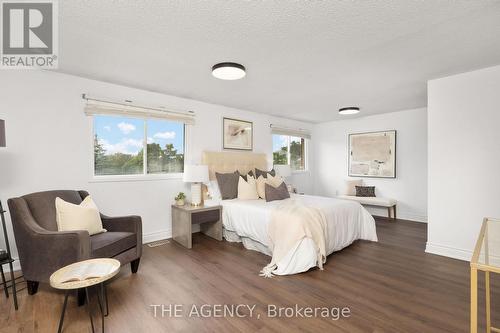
[289,136,306,171]
[272,134,307,171]
[146,119,184,174]
[93,115,184,176]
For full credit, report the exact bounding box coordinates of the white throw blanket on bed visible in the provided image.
[260,200,328,277]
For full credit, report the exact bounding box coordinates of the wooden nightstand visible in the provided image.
[171,204,223,249]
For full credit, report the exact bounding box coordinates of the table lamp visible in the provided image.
[183,165,209,206]
[274,164,292,191]
[274,164,291,179]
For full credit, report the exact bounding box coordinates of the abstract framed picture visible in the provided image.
[222,117,253,151]
[348,130,396,178]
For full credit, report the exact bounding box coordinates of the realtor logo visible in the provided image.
[1,0,58,68]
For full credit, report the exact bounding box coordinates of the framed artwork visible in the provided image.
[223,117,253,150]
[348,130,396,178]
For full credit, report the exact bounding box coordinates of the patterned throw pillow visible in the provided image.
[355,186,376,197]
[215,171,240,199]
[255,168,276,179]
[265,182,291,202]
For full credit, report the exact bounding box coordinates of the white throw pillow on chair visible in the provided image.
[55,196,106,235]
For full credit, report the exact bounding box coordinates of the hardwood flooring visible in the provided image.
[0,217,496,332]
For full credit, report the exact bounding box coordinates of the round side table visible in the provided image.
[50,258,120,333]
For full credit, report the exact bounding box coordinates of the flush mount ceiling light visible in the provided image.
[339,107,360,115]
[212,62,246,80]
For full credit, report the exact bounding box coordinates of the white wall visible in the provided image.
[313,108,428,222]
[0,70,312,262]
[426,65,500,260]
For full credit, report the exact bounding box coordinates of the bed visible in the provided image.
[202,151,378,275]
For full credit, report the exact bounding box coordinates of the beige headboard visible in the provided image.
[202,151,268,180]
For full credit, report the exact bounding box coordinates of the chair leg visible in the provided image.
[130,258,140,274]
[27,281,39,295]
[0,265,9,298]
[8,261,18,310]
[393,205,397,220]
[77,288,85,307]
[387,207,392,219]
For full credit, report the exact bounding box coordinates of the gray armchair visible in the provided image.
[7,190,142,295]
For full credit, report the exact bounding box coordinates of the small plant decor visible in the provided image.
[175,192,186,206]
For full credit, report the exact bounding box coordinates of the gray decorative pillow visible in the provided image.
[255,168,276,179]
[240,170,254,182]
[265,182,290,202]
[355,186,376,197]
[215,171,240,199]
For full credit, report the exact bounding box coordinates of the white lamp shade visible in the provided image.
[274,164,291,178]
[183,165,209,183]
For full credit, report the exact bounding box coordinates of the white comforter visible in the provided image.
[217,194,378,275]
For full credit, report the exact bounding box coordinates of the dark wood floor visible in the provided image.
[0,217,497,332]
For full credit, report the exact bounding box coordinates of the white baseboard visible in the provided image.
[142,225,200,244]
[367,207,428,223]
[425,242,471,261]
[143,229,171,244]
[399,212,428,223]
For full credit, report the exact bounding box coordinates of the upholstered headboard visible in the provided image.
[202,151,268,180]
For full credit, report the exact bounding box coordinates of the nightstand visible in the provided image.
[171,204,223,249]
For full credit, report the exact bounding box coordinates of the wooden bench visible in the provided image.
[337,195,397,219]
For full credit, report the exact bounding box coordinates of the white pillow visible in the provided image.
[55,196,106,235]
[267,173,284,187]
[343,179,363,196]
[256,176,266,199]
[205,180,222,200]
[237,175,259,200]
[256,174,284,199]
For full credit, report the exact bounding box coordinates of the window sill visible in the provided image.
[89,173,183,183]
[291,170,310,175]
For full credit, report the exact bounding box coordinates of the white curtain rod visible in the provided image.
[82,94,195,117]
[270,124,310,133]
[270,124,311,139]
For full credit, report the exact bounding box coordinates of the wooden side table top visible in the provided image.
[171,203,222,212]
[171,203,223,249]
[50,258,120,290]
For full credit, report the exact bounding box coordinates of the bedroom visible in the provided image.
[0,1,499,332]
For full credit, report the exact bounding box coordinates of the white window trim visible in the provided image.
[89,116,189,183]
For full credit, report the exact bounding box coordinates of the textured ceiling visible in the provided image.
[57,1,500,123]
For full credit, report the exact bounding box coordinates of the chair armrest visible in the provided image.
[101,214,143,259]
[32,229,91,260]
[7,197,91,281]
[100,214,142,234]
[27,229,91,281]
